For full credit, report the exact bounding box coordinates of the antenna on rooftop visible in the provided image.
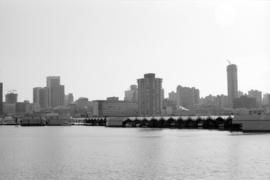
[226,59,231,65]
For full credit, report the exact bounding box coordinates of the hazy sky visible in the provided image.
[0,0,269,102]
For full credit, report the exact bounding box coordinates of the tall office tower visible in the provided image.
[33,87,42,111]
[161,88,164,108]
[168,91,177,103]
[263,94,270,106]
[227,64,238,108]
[33,87,50,111]
[39,87,49,109]
[124,85,138,102]
[46,76,65,108]
[5,92,18,104]
[47,76,61,88]
[137,73,162,116]
[176,86,200,109]
[0,83,2,115]
[65,93,74,105]
[33,87,42,104]
[248,90,262,107]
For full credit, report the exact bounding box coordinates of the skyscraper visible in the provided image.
[263,94,270,106]
[47,76,61,88]
[227,64,238,108]
[33,87,42,104]
[176,86,200,109]
[39,87,49,109]
[124,85,138,102]
[65,93,74,105]
[46,76,65,108]
[5,92,18,104]
[248,90,262,107]
[33,87,49,110]
[168,91,177,103]
[0,83,3,115]
[137,73,162,116]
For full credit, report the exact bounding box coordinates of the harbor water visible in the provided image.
[0,126,270,180]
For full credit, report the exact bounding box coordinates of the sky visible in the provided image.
[0,0,270,102]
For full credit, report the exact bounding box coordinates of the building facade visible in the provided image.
[233,96,257,109]
[176,86,200,110]
[137,73,162,116]
[124,85,138,102]
[168,91,177,103]
[0,83,2,115]
[46,76,65,108]
[227,64,238,108]
[263,94,270,106]
[33,87,49,111]
[93,100,138,117]
[65,93,74,105]
[248,90,262,107]
[5,92,18,104]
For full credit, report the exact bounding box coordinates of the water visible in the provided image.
[0,126,270,180]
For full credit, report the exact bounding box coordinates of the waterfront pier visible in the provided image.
[102,116,235,130]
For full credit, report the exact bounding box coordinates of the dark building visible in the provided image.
[93,100,138,117]
[248,90,262,107]
[227,64,238,108]
[163,98,177,115]
[176,86,200,110]
[5,92,18,104]
[75,97,89,109]
[0,83,2,115]
[33,87,42,104]
[64,93,74,105]
[39,87,49,109]
[137,73,162,116]
[16,102,27,114]
[46,76,65,108]
[233,96,257,109]
[124,85,138,102]
[33,87,49,110]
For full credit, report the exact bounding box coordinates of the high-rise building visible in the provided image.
[238,91,244,97]
[227,64,238,108]
[0,83,3,115]
[233,96,257,109]
[5,92,18,104]
[39,87,49,109]
[263,94,270,106]
[46,76,65,108]
[176,86,200,109]
[47,76,60,88]
[124,85,138,102]
[168,91,177,103]
[65,93,74,105]
[33,87,42,104]
[33,87,49,110]
[200,94,228,109]
[137,73,162,116]
[93,100,138,117]
[248,90,262,107]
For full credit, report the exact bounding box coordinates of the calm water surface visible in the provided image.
[0,126,270,180]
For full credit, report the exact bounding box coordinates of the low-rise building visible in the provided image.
[93,100,138,117]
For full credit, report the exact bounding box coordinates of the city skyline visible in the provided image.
[1,1,270,180]
[0,0,270,101]
[0,67,269,104]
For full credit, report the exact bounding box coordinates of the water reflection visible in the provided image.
[0,126,270,180]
